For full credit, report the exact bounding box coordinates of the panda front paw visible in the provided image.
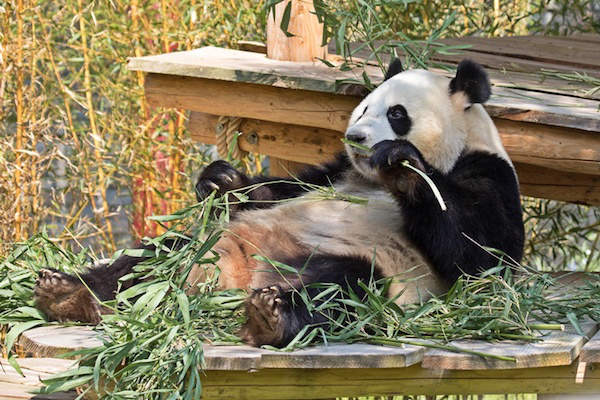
[369,140,425,173]
[369,140,427,197]
[195,160,248,202]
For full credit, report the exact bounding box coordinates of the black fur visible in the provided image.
[449,59,491,104]
[386,105,412,137]
[195,153,352,212]
[370,140,523,281]
[384,58,404,81]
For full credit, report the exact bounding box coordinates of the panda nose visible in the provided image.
[346,132,366,144]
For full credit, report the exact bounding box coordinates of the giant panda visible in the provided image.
[33,59,524,347]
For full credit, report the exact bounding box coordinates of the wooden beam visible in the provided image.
[200,362,600,399]
[147,73,359,132]
[515,163,600,206]
[188,112,341,165]
[149,74,600,177]
[497,119,600,176]
[187,112,600,205]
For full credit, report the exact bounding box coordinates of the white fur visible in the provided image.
[232,180,448,303]
[345,68,506,179]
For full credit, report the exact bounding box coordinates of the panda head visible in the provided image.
[345,58,495,180]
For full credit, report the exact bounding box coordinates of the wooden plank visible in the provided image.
[258,343,424,369]
[188,112,341,165]
[0,358,77,400]
[135,48,600,132]
[269,158,310,177]
[188,112,600,205]
[19,326,103,359]
[421,322,598,370]
[440,36,600,71]
[17,326,424,370]
[191,112,600,176]
[200,362,600,399]
[146,73,359,132]
[516,163,600,206]
[329,40,600,78]
[581,330,600,364]
[497,119,600,176]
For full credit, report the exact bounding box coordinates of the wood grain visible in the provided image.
[188,112,600,204]
[266,0,326,62]
[515,163,600,206]
[0,358,77,399]
[17,326,424,370]
[581,330,600,364]
[200,362,600,399]
[130,47,600,131]
[421,322,598,370]
[19,326,103,359]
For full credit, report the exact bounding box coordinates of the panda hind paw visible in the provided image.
[240,285,288,347]
[34,269,102,325]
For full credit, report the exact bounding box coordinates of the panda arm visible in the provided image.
[372,141,524,282]
[195,153,351,211]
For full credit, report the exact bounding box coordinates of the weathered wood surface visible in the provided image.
[18,326,424,370]
[421,323,598,370]
[128,46,600,132]
[0,358,77,399]
[266,0,326,62]
[18,324,597,372]
[200,362,600,399]
[149,74,600,175]
[242,37,600,100]
[20,326,103,359]
[581,330,600,364]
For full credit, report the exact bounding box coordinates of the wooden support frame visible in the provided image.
[200,363,600,399]
[186,110,600,205]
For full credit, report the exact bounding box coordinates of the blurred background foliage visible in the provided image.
[0,0,598,270]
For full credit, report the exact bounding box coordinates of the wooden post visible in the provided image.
[266,0,327,62]
[266,0,328,176]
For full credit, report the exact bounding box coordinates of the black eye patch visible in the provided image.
[386,105,411,137]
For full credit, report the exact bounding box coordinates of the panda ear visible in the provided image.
[449,59,491,104]
[384,58,404,81]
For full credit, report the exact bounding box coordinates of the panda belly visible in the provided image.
[207,185,448,304]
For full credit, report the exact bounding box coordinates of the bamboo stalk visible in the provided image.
[14,0,25,241]
[77,0,116,251]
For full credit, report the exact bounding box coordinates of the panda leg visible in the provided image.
[33,238,186,324]
[240,254,379,347]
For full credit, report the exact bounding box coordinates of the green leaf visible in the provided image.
[279,1,294,38]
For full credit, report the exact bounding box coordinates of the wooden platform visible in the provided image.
[0,358,77,400]
[128,36,600,205]
[2,324,599,399]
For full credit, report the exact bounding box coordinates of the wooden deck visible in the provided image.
[128,35,600,205]
[2,324,599,399]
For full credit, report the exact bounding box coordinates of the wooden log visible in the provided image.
[188,112,341,165]
[497,119,600,176]
[266,0,326,62]
[19,326,103,359]
[146,73,358,132]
